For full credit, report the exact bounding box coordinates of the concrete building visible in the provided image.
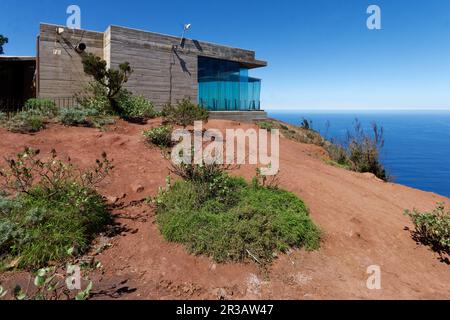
[34,23,268,121]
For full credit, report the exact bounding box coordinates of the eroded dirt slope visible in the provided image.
[0,119,448,300]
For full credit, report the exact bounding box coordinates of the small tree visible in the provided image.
[300,118,313,130]
[0,35,8,55]
[81,53,132,114]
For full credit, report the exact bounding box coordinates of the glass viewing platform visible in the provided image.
[198,56,261,111]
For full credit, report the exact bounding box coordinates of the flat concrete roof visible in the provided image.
[39,22,267,69]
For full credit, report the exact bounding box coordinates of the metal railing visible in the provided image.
[0,97,26,113]
[199,98,261,111]
[50,97,78,109]
[0,96,79,113]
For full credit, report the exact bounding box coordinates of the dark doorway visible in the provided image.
[0,57,36,112]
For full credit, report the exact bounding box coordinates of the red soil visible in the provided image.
[0,119,448,300]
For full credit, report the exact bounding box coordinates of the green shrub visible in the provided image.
[0,148,113,269]
[162,98,209,127]
[0,185,108,269]
[169,163,240,207]
[345,120,387,181]
[0,111,6,123]
[257,121,275,131]
[7,110,45,134]
[155,166,320,265]
[76,82,155,122]
[118,93,156,119]
[143,125,173,148]
[324,142,352,169]
[404,203,450,255]
[59,107,99,126]
[24,98,59,118]
[76,82,110,115]
[300,118,313,130]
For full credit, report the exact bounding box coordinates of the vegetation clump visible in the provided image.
[75,82,111,114]
[0,148,113,269]
[58,107,99,127]
[162,98,209,127]
[257,121,276,132]
[344,120,387,180]
[258,119,388,181]
[3,98,62,134]
[143,125,173,148]
[7,110,45,134]
[154,163,320,266]
[24,98,59,118]
[300,118,313,130]
[117,93,157,121]
[404,203,450,257]
[79,53,156,122]
[81,53,132,116]
[0,34,8,54]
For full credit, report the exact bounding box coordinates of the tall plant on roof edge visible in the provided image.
[81,52,133,115]
[0,35,8,55]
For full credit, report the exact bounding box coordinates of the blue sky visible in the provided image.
[1,0,450,110]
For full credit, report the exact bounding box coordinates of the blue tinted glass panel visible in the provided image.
[198,56,261,111]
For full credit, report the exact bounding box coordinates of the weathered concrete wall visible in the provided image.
[37,23,104,98]
[108,25,198,110]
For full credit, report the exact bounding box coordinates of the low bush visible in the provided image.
[345,120,387,180]
[118,93,156,120]
[324,142,352,169]
[155,164,320,265]
[404,203,450,255]
[0,148,113,269]
[143,125,173,148]
[58,105,115,129]
[300,118,313,130]
[58,107,99,126]
[24,98,59,118]
[7,110,45,134]
[162,98,209,127]
[76,82,110,115]
[257,121,275,131]
[76,82,156,122]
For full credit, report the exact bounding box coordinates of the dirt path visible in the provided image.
[0,119,448,299]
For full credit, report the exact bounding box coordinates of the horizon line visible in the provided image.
[265,108,450,112]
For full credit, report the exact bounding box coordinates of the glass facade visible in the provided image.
[198,56,261,111]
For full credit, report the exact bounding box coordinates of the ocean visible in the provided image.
[268,110,450,198]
